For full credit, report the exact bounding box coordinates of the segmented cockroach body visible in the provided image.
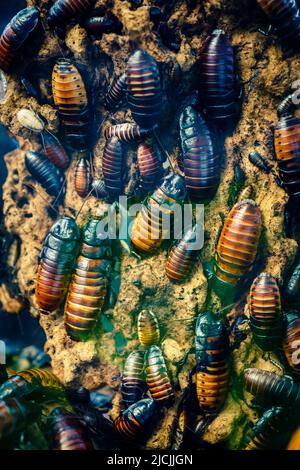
[179,105,220,201]
[114,398,157,440]
[277,92,298,118]
[241,407,287,450]
[243,368,300,408]
[102,137,124,198]
[248,272,283,351]
[212,200,262,298]
[52,59,90,151]
[136,143,162,190]
[104,123,149,142]
[283,310,300,373]
[145,345,173,404]
[284,260,300,307]
[194,311,230,414]
[137,310,160,347]
[198,30,239,128]
[17,108,45,133]
[0,7,39,72]
[92,178,107,198]
[126,49,162,130]
[64,215,112,341]
[36,217,80,313]
[256,0,300,46]
[48,407,93,450]
[0,398,40,440]
[48,0,96,28]
[121,350,145,408]
[105,73,126,109]
[130,173,186,254]
[166,225,201,282]
[248,152,271,173]
[25,151,65,199]
[42,131,70,169]
[74,157,91,198]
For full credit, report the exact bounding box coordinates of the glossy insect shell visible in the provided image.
[35,217,80,313]
[84,16,121,36]
[64,215,112,341]
[195,311,229,414]
[284,310,300,373]
[284,260,300,307]
[248,152,271,173]
[17,108,45,133]
[25,151,65,199]
[48,407,93,450]
[126,49,162,130]
[0,7,39,72]
[48,0,96,27]
[102,137,124,198]
[256,0,300,45]
[137,310,160,347]
[121,350,145,408]
[145,345,173,404]
[166,225,201,282]
[114,398,156,440]
[248,272,283,351]
[105,73,126,109]
[74,157,91,198]
[241,406,286,450]
[130,173,187,254]
[198,29,238,127]
[179,105,220,201]
[0,398,40,440]
[42,131,70,169]
[137,142,163,189]
[104,123,149,142]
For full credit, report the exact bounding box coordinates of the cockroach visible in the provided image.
[231,312,249,349]
[74,157,91,198]
[126,49,162,130]
[52,58,90,151]
[36,217,80,313]
[102,137,124,199]
[0,7,39,73]
[17,108,45,133]
[194,311,229,414]
[25,151,65,199]
[130,173,187,254]
[248,272,283,351]
[241,406,287,450]
[243,368,300,408]
[283,310,300,374]
[256,0,300,46]
[145,345,174,404]
[83,15,122,37]
[166,225,201,282]
[114,398,157,441]
[64,214,112,341]
[277,92,298,118]
[121,350,145,409]
[198,30,239,128]
[47,407,93,450]
[179,105,220,201]
[137,310,160,347]
[104,122,149,142]
[0,398,40,440]
[248,152,272,173]
[136,142,163,190]
[284,260,300,308]
[92,178,107,198]
[48,0,96,28]
[41,131,70,169]
[105,73,126,109]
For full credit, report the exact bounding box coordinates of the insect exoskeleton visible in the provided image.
[145,345,174,404]
[25,150,65,199]
[166,225,201,282]
[283,310,300,374]
[130,173,187,254]
[241,406,287,450]
[121,350,145,409]
[248,152,271,173]
[105,72,126,109]
[64,214,112,341]
[114,398,157,440]
[17,108,45,133]
[136,142,163,190]
[35,217,80,314]
[42,131,70,169]
[74,157,91,198]
[137,310,160,347]
[0,398,41,440]
[48,0,97,28]
[256,0,300,46]
[248,272,283,351]
[104,122,149,143]
[83,15,122,37]
[102,137,124,198]
[47,407,93,450]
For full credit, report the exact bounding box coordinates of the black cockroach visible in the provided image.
[137,310,160,347]
[48,0,97,28]
[114,398,157,441]
[121,350,145,409]
[47,407,93,450]
[104,123,149,142]
[74,157,91,198]
[102,137,124,199]
[283,310,300,374]
[145,345,174,404]
[0,398,41,440]
[0,7,39,73]
[83,15,122,37]
[248,152,272,173]
[136,142,163,190]
[105,73,126,109]
[166,225,201,282]
[25,151,65,199]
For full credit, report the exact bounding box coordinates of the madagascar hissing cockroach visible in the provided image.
[47,407,93,450]
[137,310,160,347]
[105,73,126,109]
[277,92,298,118]
[102,137,124,199]
[198,29,239,128]
[130,173,187,254]
[74,157,91,198]
[179,105,220,201]
[248,272,283,352]
[284,259,300,308]
[17,108,45,133]
[114,398,157,441]
[0,397,41,440]
[84,15,122,37]
[283,310,300,374]
[248,152,272,173]
[25,151,65,199]
[121,350,145,409]
[48,0,96,28]
[126,49,162,130]
[0,7,39,73]
[136,142,163,190]
[41,131,70,169]
[64,214,112,341]
[166,225,201,282]
[92,178,107,198]
[35,217,80,313]
[145,345,174,404]
[243,368,300,408]
[256,0,300,46]
[104,122,149,142]
[194,311,229,414]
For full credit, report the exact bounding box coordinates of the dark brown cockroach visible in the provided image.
[83,15,122,37]
[104,122,149,143]
[248,272,283,351]
[74,157,91,198]
[284,260,300,308]
[136,142,163,190]
[35,217,80,314]
[105,73,126,109]
[256,0,300,46]
[47,407,93,450]
[25,150,65,199]
[52,58,90,151]
[121,350,145,409]
[198,29,239,128]
[114,398,157,441]
[145,345,174,404]
[126,49,162,130]
[283,310,300,374]
[248,152,272,173]
[102,137,124,199]
[0,7,39,73]
[243,368,300,408]
[41,131,70,169]
[166,225,201,282]
[0,398,41,440]
[137,310,160,347]
[48,0,96,28]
